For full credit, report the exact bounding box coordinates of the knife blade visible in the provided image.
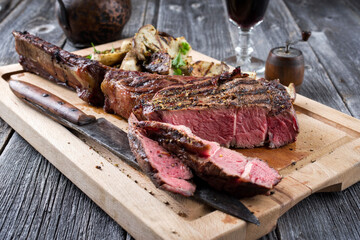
[8,79,259,225]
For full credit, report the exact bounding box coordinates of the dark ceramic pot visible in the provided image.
[56,0,131,47]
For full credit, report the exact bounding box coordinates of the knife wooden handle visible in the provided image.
[9,80,96,125]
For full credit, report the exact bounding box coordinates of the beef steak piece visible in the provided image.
[13,31,108,106]
[128,114,196,197]
[135,120,282,198]
[143,69,299,148]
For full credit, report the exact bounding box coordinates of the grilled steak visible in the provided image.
[135,120,282,197]
[101,68,212,119]
[143,69,299,148]
[128,114,195,196]
[13,31,108,106]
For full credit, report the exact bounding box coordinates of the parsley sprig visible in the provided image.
[110,45,115,53]
[86,43,118,60]
[179,42,190,55]
[172,42,190,75]
[85,42,99,59]
[91,42,100,54]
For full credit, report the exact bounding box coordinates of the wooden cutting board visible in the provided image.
[0,40,359,240]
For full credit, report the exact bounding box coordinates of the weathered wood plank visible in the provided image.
[121,0,151,38]
[277,183,360,240]
[260,230,279,240]
[0,0,67,66]
[0,118,13,155]
[156,0,233,60]
[283,0,360,118]
[0,133,128,239]
[0,0,22,23]
[344,0,360,11]
[143,0,160,27]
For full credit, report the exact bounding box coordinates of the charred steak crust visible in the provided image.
[101,68,248,120]
[136,120,282,198]
[136,121,211,157]
[101,68,213,119]
[145,77,291,116]
[13,31,108,106]
[127,114,196,197]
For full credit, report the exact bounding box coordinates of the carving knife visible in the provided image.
[8,79,260,225]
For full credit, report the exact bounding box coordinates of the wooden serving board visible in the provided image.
[1,40,360,240]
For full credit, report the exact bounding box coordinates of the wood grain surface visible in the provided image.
[0,0,359,239]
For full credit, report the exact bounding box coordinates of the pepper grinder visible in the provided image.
[265,31,311,92]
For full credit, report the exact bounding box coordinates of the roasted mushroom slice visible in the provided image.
[90,39,132,66]
[190,61,230,77]
[285,83,296,102]
[133,24,191,60]
[120,50,141,71]
[91,49,126,66]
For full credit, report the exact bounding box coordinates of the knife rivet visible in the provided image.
[58,101,64,105]
[42,93,49,97]
[70,108,77,112]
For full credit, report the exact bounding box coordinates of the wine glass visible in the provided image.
[224,0,270,73]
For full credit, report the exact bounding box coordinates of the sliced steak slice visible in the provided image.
[136,120,282,198]
[128,114,195,196]
[13,31,108,106]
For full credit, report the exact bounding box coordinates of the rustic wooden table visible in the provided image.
[0,0,359,239]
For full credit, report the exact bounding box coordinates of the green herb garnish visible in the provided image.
[85,55,92,59]
[172,53,186,68]
[171,53,186,75]
[179,42,190,55]
[171,41,190,76]
[173,68,182,75]
[110,45,115,53]
[91,42,100,54]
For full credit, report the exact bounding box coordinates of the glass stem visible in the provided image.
[236,28,253,68]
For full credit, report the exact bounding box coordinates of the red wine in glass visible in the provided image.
[224,0,270,73]
[227,0,269,30]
